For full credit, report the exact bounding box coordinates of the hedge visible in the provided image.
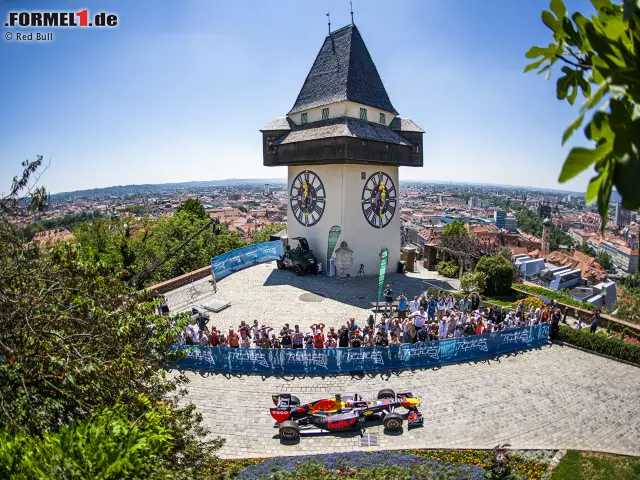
[556,325,640,365]
[512,284,596,311]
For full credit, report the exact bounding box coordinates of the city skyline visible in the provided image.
[1,0,597,194]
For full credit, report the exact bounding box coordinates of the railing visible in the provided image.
[173,324,549,373]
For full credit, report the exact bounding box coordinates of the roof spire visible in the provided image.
[350,1,354,24]
[326,12,331,35]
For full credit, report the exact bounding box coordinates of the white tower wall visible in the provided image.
[287,164,401,277]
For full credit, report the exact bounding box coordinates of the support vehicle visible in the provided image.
[270,389,423,439]
[276,237,318,276]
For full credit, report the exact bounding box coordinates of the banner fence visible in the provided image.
[174,324,549,373]
[211,241,283,280]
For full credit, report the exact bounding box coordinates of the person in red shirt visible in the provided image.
[311,323,325,348]
[209,327,220,347]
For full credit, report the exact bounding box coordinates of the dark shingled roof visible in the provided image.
[390,117,424,133]
[288,24,398,116]
[260,117,293,131]
[274,117,411,146]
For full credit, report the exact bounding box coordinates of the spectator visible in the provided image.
[397,293,408,320]
[338,326,350,348]
[350,330,362,348]
[209,327,220,347]
[292,325,304,349]
[347,318,359,333]
[281,329,292,348]
[437,293,446,321]
[326,334,337,348]
[590,308,601,334]
[389,333,401,346]
[427,295,437,322]
[228,328,239,348]
[312,324,325,348]
[383,284,394,316]
[410,296,420,314]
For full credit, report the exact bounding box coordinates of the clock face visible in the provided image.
[361,172,397,228]
[290,170,326,227]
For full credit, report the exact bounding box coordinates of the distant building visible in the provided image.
[505,214,518,233]
[615,202,632,227]
[541,217,551,254]
[227,193,242,201]
[494,209,506,229]
[538,202,552,220]
[468,196,483,208]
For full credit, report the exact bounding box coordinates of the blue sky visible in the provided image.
[0,0,598,194]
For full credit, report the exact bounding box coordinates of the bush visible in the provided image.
[556,325,640,365]
[513,284,596,311]
[0,405,191,479]
[475,255,514,296]
[437,259,459,278]
[460,271,487,294]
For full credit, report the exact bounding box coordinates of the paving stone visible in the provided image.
[174,344,640,459]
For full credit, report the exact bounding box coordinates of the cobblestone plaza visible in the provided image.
[166,264,640,459]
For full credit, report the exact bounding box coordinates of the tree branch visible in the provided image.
[555,53,591,70]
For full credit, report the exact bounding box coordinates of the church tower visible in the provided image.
[260,24,424,276]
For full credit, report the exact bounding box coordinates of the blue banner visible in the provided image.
[211,241,283,280]
[174,324,549,373]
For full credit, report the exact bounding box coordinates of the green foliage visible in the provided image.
[251,223,285,244]
[614,285,640,324]
[19,210,104,241]
[551,450,640,480]
[0,162,223,478]
[442,219,468,237]
[578,242,596,256]
[175,198,207,220]
[558,325,640,364]
[74,209,245,287]
[120,204,148,215]
[513,284,598,310]
[512,204,574,251]
[475,255,514,296]
[525,0,640,228]
[437,259,459,278]
[597,251,614,269]
[0,405,179,480]
[460,270,487,294]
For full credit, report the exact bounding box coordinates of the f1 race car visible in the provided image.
[270,389,423,440]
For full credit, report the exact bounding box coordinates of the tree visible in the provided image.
[0,159,222,477]
[251,223,285,244]
[475,254,515,296]
[525,0,640,228]
[578,242,596,256]
[597,251,614,269]
[442,219,468,238]
[460,270,487,294]
[175,198,207,220]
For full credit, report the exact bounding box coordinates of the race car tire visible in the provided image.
[377,388,396,400]
[279,421,300,440]
[289,395,300,406]
[276,260,284,270]
[295,266,304,276]
[383,413,403,431]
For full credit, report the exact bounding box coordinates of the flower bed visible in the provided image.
[213,449,550,479]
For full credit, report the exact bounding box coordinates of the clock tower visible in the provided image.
[260,23,424,276]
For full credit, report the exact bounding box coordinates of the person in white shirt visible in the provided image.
[446,295,456,311]
[437,295,446,321]
[438,314,449,340]
[409,296,420,314]
[409,307,427,329]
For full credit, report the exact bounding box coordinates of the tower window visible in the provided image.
[379,113,386,124]
[300,112,308,124]
[359,108,367,121]
[361,172,366,180]
[322,107,329,120]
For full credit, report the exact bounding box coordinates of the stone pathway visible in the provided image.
[174,344,640,459]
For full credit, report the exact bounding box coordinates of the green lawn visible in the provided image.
[551,451,640,480]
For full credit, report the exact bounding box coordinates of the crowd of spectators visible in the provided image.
[177,287,558,349]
